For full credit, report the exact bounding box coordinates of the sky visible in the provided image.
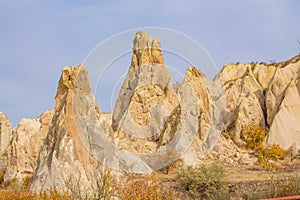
[0,0,299,127]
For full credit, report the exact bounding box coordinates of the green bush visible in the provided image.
[177,163,229,199]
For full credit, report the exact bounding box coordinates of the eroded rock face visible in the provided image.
[111,31,179,155]
[215,55,300,152]
[265,57,300,125]
[0,112,12,170]
[112,31,171,133]
[29,31,225,193]
[111,32,223,166]
[215,63,267,145]
[181,67,224,164]
[30,66,97,193]
[4,110,54,180]
[266,78,300,152]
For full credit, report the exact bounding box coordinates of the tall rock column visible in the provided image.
[112,31,177,140]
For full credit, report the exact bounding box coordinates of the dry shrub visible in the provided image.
[258,144,290,167]
[243,124,290,170]
[0,172,4,185]
[0,188,35,200]
[64,173,89,199]
[0,174,73,200]
[0,187,72,200]
[22,175,32,188]
[40,188,73,200]
[117,174,174,200]
[92,167,116,200]
[243,124,266,151]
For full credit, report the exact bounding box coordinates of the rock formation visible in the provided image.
[215,56,300,150]
[4,110,54,181]
[0,112,12,170]
[29,66,98,193]
[28,31,224,193]
[215,63,267,145]
[0,31,299,195]
[266,74,300,153]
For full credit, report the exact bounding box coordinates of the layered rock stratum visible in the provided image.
[0,31,299,194]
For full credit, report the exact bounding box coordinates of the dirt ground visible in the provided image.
[157,159,300,200]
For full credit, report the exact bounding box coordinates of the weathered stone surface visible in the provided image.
[265,56,300,125]
[216,55,300,152]
[111,31,179,154]
[132,31,164,67]
[181,67,224,162]
[30,66,96,193]
[30,65,153,194]
[215,63,266,145]
[112,31,172,134]
[4,110,54,180]
[0,112,12,170]
[266,78,300,152]
[0,113,12,153]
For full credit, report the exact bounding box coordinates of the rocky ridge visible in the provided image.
[215,56,300,150]
[0,31,299,194]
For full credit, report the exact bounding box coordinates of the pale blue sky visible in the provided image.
[0,0,299,126]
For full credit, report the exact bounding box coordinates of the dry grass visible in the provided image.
[247,173,300,199]
[116,174,175,200]
[0,169,176,200]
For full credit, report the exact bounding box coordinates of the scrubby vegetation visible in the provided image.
[0,172,4,185]
[117,174,174,200]
[249,173,300,199]
[0,169,175,200]
[243,124,290,170]
[243,124,266,151]
[177,163,229,199]
[0,163,300,199]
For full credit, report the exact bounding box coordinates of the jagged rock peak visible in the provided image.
[184,67,206,82]
[55,65,94,112]
[131,31,164,67]
[0,112,12,158]
[133,31,161,50]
